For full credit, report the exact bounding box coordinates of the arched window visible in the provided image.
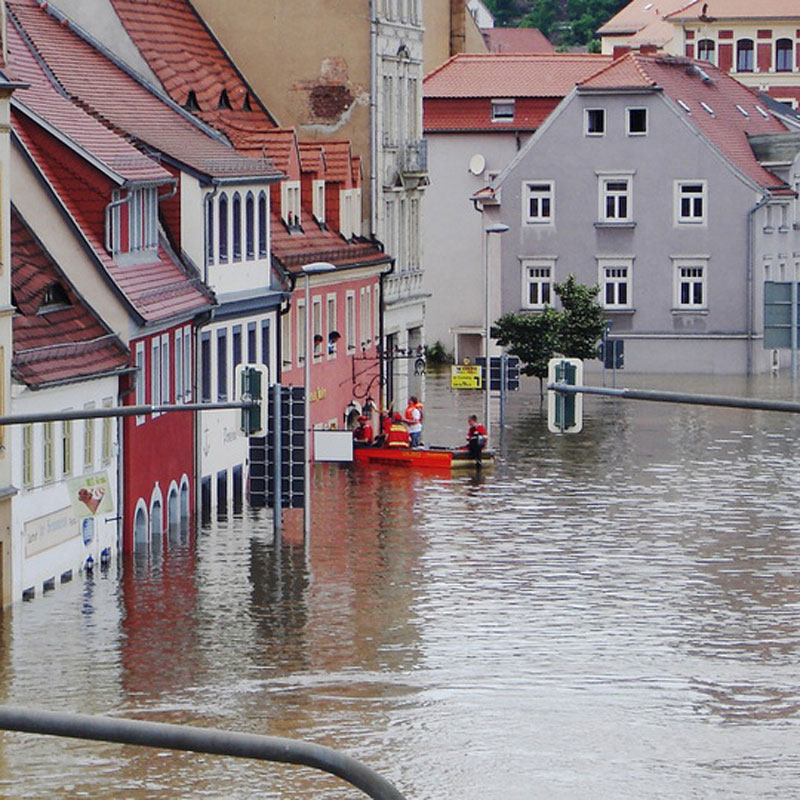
[697,39,715,64]
[205,196,214,266]
[150,498,163,542]
[167,484,180,542]
[218,192,229,263]
[736,39,754,72]
[133,503,148,549]
[245,192,255,260]
[232,192,242,261]
[776,38,793,72]
[258,191,268,258]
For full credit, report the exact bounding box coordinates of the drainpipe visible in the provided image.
[747,193,770,376]
[370,0,378,238]
[104,189,132,254]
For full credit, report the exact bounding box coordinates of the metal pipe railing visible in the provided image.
[0,707,408,800]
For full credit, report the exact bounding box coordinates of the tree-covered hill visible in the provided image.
[484,0,631,50]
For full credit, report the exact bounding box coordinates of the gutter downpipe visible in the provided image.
[747,193,770,376]
[370,0,378,241]
[104,189,132,254]
[203,182,220,287]
[378,257,396,410]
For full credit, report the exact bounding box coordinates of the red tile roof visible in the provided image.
[481,27,555,54]
[424,96,562,132]
[7,19,171,185]
[579,53,791,190]
[319,141,354,185]
[298,143,326,175]
[666,0,800,21]
[12,210,130,387]
[13,107,214,325]
[424,53,613,98]
[7,0,282,182]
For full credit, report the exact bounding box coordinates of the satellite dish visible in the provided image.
[468,153,486,176]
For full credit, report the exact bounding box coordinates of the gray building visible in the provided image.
[481,53,800,375]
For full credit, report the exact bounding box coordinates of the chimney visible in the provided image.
[639,44,658,54]
[613,45,631,59]
[450,0,466,57]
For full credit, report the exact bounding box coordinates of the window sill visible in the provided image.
[595,221,636,229]
[671,308,708,315]
[603,307,635,315]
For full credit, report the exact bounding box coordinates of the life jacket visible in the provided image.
[405,400,423,422]
[387,422,410,447]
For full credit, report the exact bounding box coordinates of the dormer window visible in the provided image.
[184,90,200,111]
[312,179,326,224]
[109,187,159,259]
[243,92,253,111]
[281,181,302,231]
[491,99,515,122]
[40,282,70,311]
[218,89,232,110]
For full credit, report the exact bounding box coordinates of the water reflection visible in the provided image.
[2,372,800,797]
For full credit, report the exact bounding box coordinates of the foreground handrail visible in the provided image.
[0,707,408,800]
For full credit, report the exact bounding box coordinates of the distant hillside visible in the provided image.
[484,0,631,50]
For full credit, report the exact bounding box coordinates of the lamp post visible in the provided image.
[301,261,336,538]
[483,223,509,442]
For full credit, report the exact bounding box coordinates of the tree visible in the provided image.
[492,275,606,392]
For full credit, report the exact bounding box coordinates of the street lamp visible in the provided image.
[484,223,509,443]
[301,261,336,538]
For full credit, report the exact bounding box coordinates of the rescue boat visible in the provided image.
[353,445,493,470]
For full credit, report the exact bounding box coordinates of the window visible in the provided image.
[282,181,301,228]
[102,398,113,465]
[736,39,753,72]
[151,339,161,408]
[232,192,242,261]
[313,180,326,224]
[161,335,170,405]
[599,261,632,309]
[585,108,605,135]
[22,424,33,488]
[62,420,72,476]
[201,331,211,402]
[297,300,307,365]
[175,329,184,402]
[599,175,632,222]
[676,181,706,224]
[360,286,372,347]
[245,192,255,260]
[312,296,323,360]
[135,341,145,425]
[84,405,95,472]
[698,38,715,63]
[258,192,268,258]
[260,320,270,370]
[281,311,292,366]
[183,326,192,402]
[205,197,214,266]
[217,329,228,401]
[327,294,338,357]
[523,261,553,309]
[346,291,356,352]
[626,108,647,135]
[525,182,553,224]
[491,99,515,122]
[232,325,243,373]
[43,421,54,484]
[776,38,793,72]
[218,193,229,263]
[248,321,257,363]
[673,259,708,310]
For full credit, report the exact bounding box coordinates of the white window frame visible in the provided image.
[183,325,192,403]
[22,424,33,489]
[598,258,633,310]
[102,397,113,465]
[175,328,184,402]
[675,180,707,225]
[62,419,73,477]
[360,286,372,348]
[135,341,146,425]
[491,98,515,122]
[312,179,326,223]
[282,310,292,366]
[626,107,647,136]
[524,181,554,225]
[281,180,301,226]
[43,421,54,484]
[326,293,338,359]
[297,299,306,366]
[598,173,633,223]
[585,108,605,136]
[312,296,323,362]
[151,338,161,414]
[672,256,709,311]
[522,259,555,309]
[161,334,170,406]
[84,403,96,473]
[346,290,356,352]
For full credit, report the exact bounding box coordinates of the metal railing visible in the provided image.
[0,707,408,800]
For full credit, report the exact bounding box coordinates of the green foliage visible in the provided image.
[492,275,606,379]
[521,0,629,47]
[425,340,452,365]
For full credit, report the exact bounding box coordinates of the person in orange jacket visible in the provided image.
[353,415,374,446]
[404,395,423,448]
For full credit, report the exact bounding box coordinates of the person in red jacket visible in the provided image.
[466,414,487,462]
[387,413,411,448]
[353,415,374,446]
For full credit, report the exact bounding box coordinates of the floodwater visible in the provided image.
[2,370,800,799]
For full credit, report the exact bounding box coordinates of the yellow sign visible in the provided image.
[451,364,482,389]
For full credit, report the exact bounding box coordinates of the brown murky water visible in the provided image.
[2,371,800,798]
